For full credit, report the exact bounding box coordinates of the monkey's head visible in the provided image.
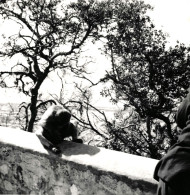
[54,108,71,128]
[40,105,71,131]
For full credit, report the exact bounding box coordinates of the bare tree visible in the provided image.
[0,0,111,132]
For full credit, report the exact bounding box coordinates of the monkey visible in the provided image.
[36,105,83,154]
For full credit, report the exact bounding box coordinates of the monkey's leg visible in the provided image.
[72,139,83,144]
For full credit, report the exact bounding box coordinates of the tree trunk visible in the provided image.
[156,114,176,145]
[27,88,38,132]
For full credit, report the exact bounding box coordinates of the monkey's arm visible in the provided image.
[70,124,83,144]
[35,129,61,154]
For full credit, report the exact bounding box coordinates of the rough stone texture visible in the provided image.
[0,127,158,195]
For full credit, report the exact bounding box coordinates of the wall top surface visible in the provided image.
[0,126,158,184]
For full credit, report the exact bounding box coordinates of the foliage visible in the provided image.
[100,0,190,158]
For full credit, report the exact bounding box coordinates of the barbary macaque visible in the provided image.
[36,105,83,154]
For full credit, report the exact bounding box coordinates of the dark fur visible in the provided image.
[37,105,82,154]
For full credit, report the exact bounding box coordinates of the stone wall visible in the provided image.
[0,126,158,195]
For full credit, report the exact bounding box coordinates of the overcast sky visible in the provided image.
[0,0,190,103]
[145,0,190,45]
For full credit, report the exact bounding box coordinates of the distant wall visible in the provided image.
[0,127,158,195]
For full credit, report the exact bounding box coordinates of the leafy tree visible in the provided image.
[36,0,190,159]
[0,0,112,132]
[100,0,190,158]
